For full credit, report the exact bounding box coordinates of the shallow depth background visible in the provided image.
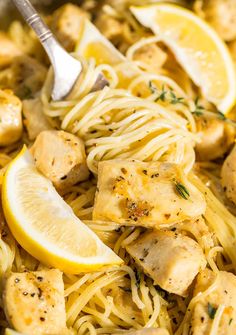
[0,0,82,28]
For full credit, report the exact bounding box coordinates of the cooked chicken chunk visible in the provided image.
[31,130,89,191]
[173,216,214,252]
[110,286,141,321]
[194,0,236,41]
[95,13,123,41]
[0,55,47,99]
[190,269,236,335]
[23,98,53,140]
[50,4,88,52]
[114,329,169,335]
[126,230,206,296]
[93,161,206,227]
[195,113,235,161]
[0,89,22,146]
[221,144,236,205]
[3,269,67,335]
[0,32,21,68]
[133,43,167,71]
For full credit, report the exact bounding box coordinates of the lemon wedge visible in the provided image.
[2,146,122,273]
[130,4,236,113]
[76,20,125,65]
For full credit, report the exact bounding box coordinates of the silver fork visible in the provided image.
[12,0,108,101]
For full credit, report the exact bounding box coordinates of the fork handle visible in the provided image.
[12,0,53,43]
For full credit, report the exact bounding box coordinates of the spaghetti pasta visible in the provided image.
[0,1,236,335]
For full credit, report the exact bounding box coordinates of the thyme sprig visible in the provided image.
[169,89,186,105]
[174,181,190,200]
[191,97,205,116]
[148,81,186,105]
[217,110,226,120]
[207,303,217,319]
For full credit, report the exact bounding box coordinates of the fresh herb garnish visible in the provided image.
[169,89,186,105]
[156,84,168,102]
[119,286,131,293]
[229,318,233,325]
[149,80,157,94]
[134,268,141,289]
[207,303,217,319]
[174,181,190,200]
[21,85,33,99]
[191,97,205,116]
[217,110,227,120]
[149,82,185,104]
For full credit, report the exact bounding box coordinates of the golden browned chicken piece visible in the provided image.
[23,98,53,140]
[195,113,235,161]
[0,32,21,69]
[3,269,68,335]
[0,89,22,146]
[194,0,236,41]
[221,144,236,206]
[95,13,123,42]
[190,269,236,335]
[0,55,47,99]
[133,43,167,71]
[49,3,88,52]
[173,216,214,252]
[31,130,89,191]
[126,230,206,296]
[93,160,206,227]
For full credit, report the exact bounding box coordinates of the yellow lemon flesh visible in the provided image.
[130,4,236,113]
[2,146,122,273]
[76,20,125,65]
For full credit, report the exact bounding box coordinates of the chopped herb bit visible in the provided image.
[174,181,190,200]
[191,97,205,116]
[217,110,226,120]
[207,303,217,319]
[21,85,33,99]
[134,268,141,289]
[149,80,157,94]
[169,90,185,105]
[156,85,168,102]
[119,286,131,292]
[192,110,204,116]
[229,318,233,325]
[121,167,127,174]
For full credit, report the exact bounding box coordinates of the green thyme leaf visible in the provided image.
[156,85,168,102]
[134,268,141,289]
[169,90,185,105]
[21,85,33,99]
[174,181,190,200]
[207,303,217,319]
[119,286,131,293]
[149,80,157,94]
[217,110,226,120]
[192,111,204,116]
[191,96,205,116]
